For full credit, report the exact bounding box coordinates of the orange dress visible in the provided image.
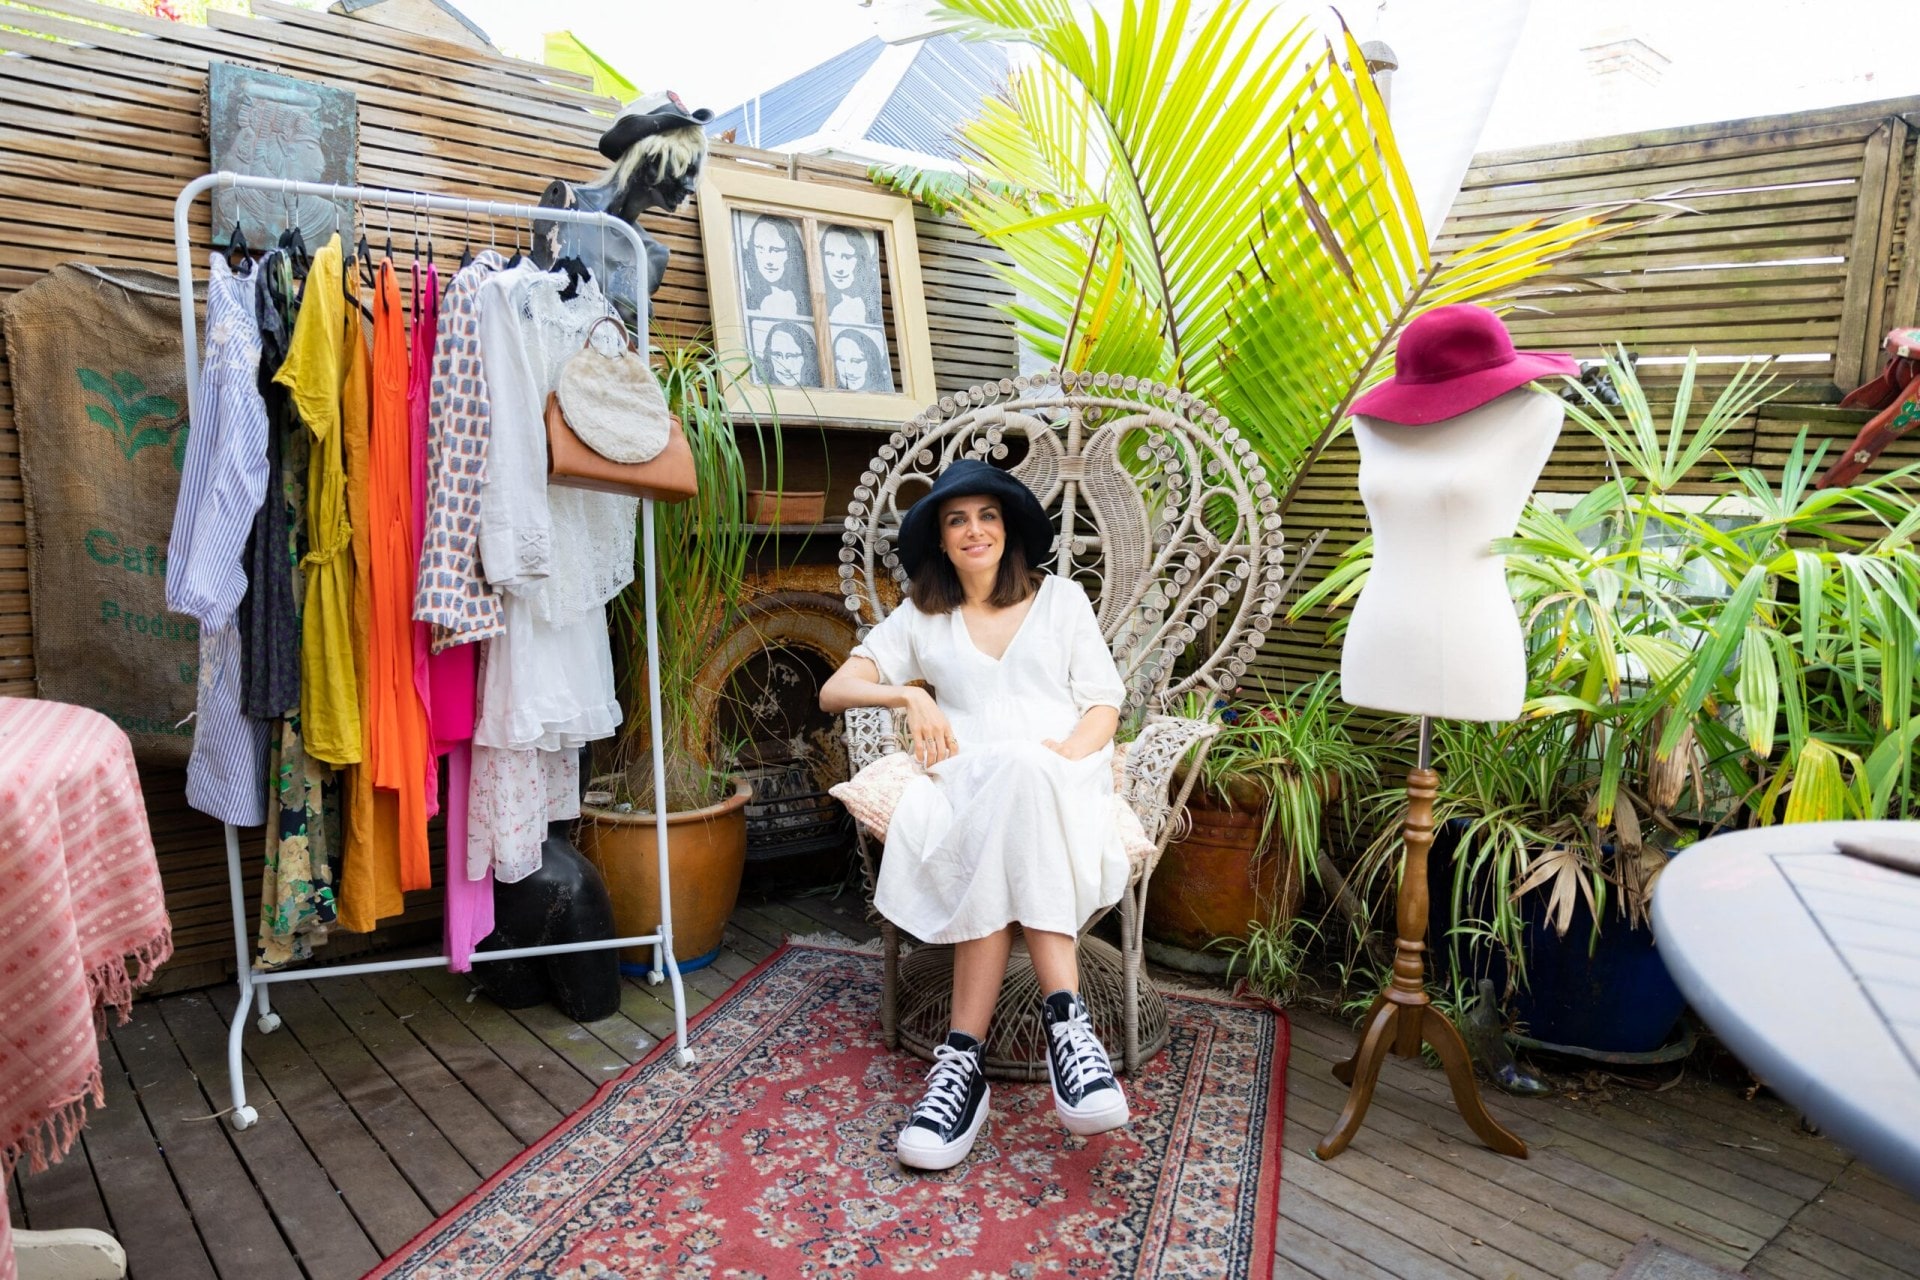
[369,263,433,891]
[335,294,405,932]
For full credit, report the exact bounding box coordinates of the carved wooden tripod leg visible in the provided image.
[1315,996,1400,1161]
[1422,1006,1528,1158]
[1332,992,1387,1086]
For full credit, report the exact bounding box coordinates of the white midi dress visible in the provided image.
[853,575,1132,944]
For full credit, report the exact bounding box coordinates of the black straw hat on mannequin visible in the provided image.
[897,459,1053,578]
[597,90,714,161]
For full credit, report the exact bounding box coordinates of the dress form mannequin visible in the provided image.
[1315,304,1576,1164]
[1341,388,1562,720]
[533,93,711,320]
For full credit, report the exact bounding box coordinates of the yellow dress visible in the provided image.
[275,235,363,767]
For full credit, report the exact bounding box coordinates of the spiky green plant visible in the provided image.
[1197,672,1379,894]
[1215,914,1322,1006]
[888,0,1655,492]
[606,340,781,811]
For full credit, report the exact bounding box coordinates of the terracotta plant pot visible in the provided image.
[745,489,826,525]
[578,779,751,972]
[1144,794,1301,973]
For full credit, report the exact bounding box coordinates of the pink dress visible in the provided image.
[409,261,443,812]
[414,260,493,971]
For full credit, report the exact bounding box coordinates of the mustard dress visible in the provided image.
[274,234,362,767]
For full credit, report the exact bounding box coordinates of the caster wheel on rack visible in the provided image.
[675,1048,695,1067]
[229,1106,259,1131]
[646,969,664,985]
[256,1013,282,1034]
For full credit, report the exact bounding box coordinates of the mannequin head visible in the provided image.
[595,124,709,222]
[533,94,712,308]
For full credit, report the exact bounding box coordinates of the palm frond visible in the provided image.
[921,0,1650,501]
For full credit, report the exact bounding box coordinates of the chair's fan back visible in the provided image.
[838,372,1286,719]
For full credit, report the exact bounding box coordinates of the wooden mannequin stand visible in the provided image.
[1315,717,1528,1161]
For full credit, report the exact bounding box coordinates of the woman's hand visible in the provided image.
[906,688,958,766]
[1042,706,1119,763]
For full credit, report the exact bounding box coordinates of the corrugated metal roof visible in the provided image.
[865,34,1008,161]
[706,37,889,150]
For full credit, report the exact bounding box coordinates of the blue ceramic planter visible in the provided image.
[1428,821,1688,1055]
[1510,886,1687,1054]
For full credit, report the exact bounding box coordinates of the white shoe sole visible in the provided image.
[897,1083,990,1171]
[1054,1085,1130,1136]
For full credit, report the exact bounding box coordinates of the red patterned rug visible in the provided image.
[368,941,1289,1278]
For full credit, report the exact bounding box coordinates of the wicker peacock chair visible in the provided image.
[837,370,1286,1078]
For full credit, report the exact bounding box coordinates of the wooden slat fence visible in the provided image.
[11,3,1911,978]
[0,0,1016,987]
[1259,96,1920,696]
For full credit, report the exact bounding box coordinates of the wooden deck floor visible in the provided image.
[11,888,1919,1280]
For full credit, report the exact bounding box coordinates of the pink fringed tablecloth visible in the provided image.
[0,698,171,1280]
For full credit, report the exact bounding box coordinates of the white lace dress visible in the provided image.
[854,575,1132,944]
[467,265,639,881]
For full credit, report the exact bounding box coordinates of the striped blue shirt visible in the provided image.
[167,253,271,825]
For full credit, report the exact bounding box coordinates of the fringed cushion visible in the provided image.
[828,751,921,838]
[830,745,1155,867]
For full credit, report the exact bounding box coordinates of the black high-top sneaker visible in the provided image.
[1040,990,1129,1136]
[896,1031,991,1171]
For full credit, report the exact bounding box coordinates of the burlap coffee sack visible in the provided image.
[1,265,204,762]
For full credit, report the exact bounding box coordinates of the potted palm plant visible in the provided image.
[878,0,1653,497]
[1301,349,1920,1052]
[1144,674,1378,973]
[577,340,778,972]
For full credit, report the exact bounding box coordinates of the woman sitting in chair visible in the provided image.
[819,459,1133,1171]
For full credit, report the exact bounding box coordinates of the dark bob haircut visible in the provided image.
[908,495,1046,614]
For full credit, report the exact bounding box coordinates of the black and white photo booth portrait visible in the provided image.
[736,212,813,319]
[752,318,822,389]
[819,223,883,326]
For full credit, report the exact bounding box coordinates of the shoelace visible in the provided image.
[1049,1006,1115,1094]
[911,1043,977,1129]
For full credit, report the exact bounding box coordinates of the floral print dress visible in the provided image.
[255,252,341,968]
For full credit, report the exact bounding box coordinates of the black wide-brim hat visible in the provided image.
[598,90,714,161]
[897,459,1053,579]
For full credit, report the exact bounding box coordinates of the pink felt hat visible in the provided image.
[1350,304,1578,425]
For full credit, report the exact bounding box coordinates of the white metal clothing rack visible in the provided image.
[172,172,691,1132]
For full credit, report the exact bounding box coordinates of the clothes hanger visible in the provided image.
[279,224,310,278]
[226,221,250,274]
[349,201,370,303]
[458,200,475,271]
[357,199,377,292]
[505,219,524,270]
[555,251,591,301]
[413,202,429,268]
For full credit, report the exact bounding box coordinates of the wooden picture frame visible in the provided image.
[696,165,937,424]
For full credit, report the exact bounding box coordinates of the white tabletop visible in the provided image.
[1652,821,1920,1197]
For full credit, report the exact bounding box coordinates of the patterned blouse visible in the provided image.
[416,251,508,651]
